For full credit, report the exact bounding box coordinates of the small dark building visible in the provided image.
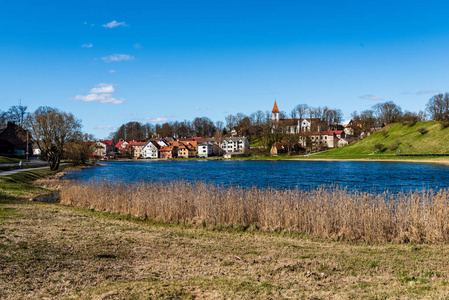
[0,122,28,155]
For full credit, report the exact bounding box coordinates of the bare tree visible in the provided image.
[352,109,377,136]
[0,110,8,124]
[372,101,402,125]
[426,93,449,121]
[225,114,236,131]
[7,104,29,126]
[294,104,309,122]
[27,107,82,170]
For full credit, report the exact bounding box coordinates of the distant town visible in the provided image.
[1,92,447,161]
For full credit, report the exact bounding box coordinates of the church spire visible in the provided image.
[271,100,280,122]
[272,101,279,113]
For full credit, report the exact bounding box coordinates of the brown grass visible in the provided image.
[60,180,449,243]
[4,199,449,299]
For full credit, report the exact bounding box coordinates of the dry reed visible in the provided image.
[59,180,449,243]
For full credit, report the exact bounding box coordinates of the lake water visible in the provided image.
[62,160,449,193]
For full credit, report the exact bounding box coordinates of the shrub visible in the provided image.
[374,143,385,151]
[388,140,401,151]
[388,143,398,151]
[381,130,388,138]
[402,120,417,127]
[441,121,449,129]
[417,127,428,135]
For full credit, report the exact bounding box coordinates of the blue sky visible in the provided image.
[2,0,449,138]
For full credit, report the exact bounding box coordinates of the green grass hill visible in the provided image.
[315,121,449,159]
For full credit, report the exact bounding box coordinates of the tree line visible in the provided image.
[2,91,449,167]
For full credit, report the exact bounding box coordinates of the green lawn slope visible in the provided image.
[315,121,449,159]
[0,156,23,164]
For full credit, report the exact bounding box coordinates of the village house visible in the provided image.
[270,142,285,155]
[219,137,250,154]
[159,145,177,159]
[93,140,115,158]
[197,142,213,157]
[142,140,160,159]
[299,130,347,149]
[127,141,147,158]
[0,122,28,155]
[178,143,196,158]
[115,139,129,151]
[343,120,354,137]
[178,139,198,157]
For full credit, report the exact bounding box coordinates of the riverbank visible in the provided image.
[225,155,449,167]
[2,170,449,298]
[290,156,449,166]
[107,154,449,165]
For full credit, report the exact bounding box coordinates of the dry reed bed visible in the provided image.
[59,180,449,243]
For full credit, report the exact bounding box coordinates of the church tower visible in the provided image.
[272,101,279,122]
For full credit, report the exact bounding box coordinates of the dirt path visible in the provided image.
[0,166,52,177]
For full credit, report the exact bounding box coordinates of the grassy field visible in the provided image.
[314,121,449,159]
[0,155,24,164]
[1,170,449,298]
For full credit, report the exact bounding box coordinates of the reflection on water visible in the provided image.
[63,160,449,193]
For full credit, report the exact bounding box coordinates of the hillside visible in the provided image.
[315,121,449,159]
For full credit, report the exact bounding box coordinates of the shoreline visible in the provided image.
[286,157,449,166]
[96,156,449,166]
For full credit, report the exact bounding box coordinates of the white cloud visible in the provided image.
[402,90,439,96]
[144,117,169,123]
[416,90,439,95]
[95,125,117,130]
[109,70,116,73]
[101,54,134,62]
[90,84,115,93]
[74,93,124,104]
[81,43,93,48]
[359,94,384,101]
[134,43,143,49]
[102,20,127,28]
[74,83,123,104]
[194,106,200,111]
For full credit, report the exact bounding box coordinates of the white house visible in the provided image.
[142,141,160,159]
[197,142,213,157]
[219,137,250,154]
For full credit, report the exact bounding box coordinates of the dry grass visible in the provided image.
[60,180,449,243]
[3,198,449,299]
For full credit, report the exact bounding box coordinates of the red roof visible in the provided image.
[272,142,284,150]
[99,140,114,146]
[160,146,174,151]
[115,141,128,148]
[128,141,147,147]
[272,101,279,113]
